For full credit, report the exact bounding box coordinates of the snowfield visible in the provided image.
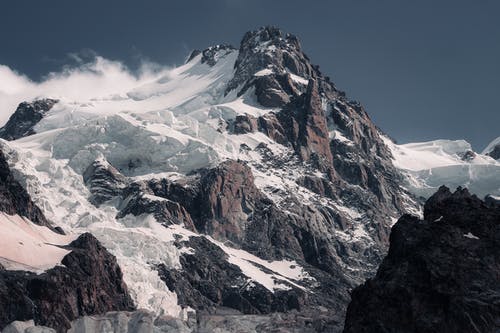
[383,137,500,198]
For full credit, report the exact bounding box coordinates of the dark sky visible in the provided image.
[1,0,499,150]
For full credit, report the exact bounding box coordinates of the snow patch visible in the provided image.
[289,73,309,85]
[463,232,479,240]
[254,68,274,77]
[204,235,314,292]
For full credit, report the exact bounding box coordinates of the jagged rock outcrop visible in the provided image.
[78,152,400,332]
[0,151,133,332]
[0,233,135,333]
[0,99,58,141]
[226,26,314,101]
[343,186,500,333]
[201,44,236,67]
[82,158,196,229]
[193,161,262,242]
[232,114,259,134]
[117,190,196,231]
[460,149,476,161]
[83,159,128,206]
[275,79,333,171]
[0,149,52,230]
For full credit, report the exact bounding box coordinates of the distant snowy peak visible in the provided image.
[482,136,500,160]
[384,137,500,198]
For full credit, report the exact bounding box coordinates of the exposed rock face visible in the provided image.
[196,311,338,333]
[0,233,135,333]
[0,153,134,332]
[275,79,333,171]
[460,149,476,161]
[193,161,262,242]
[0,149,52,230]
[79,157,358,330]
[226,26,313,100]
[117,190,196,231]
[0,99,58,141]
[201,44,236,67]
[344,186,500,333]
[83,159,127,206]
[232,114,258,134]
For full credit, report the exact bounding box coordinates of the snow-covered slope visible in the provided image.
[384,137,500,198]
[0,45,325,319]
[0,212,73,272]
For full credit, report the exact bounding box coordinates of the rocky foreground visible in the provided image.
[344,186,500,333]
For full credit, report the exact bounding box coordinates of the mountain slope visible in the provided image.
[0,148,134,332]
[2,26,495,332]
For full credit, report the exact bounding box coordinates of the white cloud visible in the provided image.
[0,55,170,126]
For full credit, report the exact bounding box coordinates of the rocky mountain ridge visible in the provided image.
[0,99,58,141]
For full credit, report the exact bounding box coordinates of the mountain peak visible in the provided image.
[226,26,314,101]
[240,26,301,51]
